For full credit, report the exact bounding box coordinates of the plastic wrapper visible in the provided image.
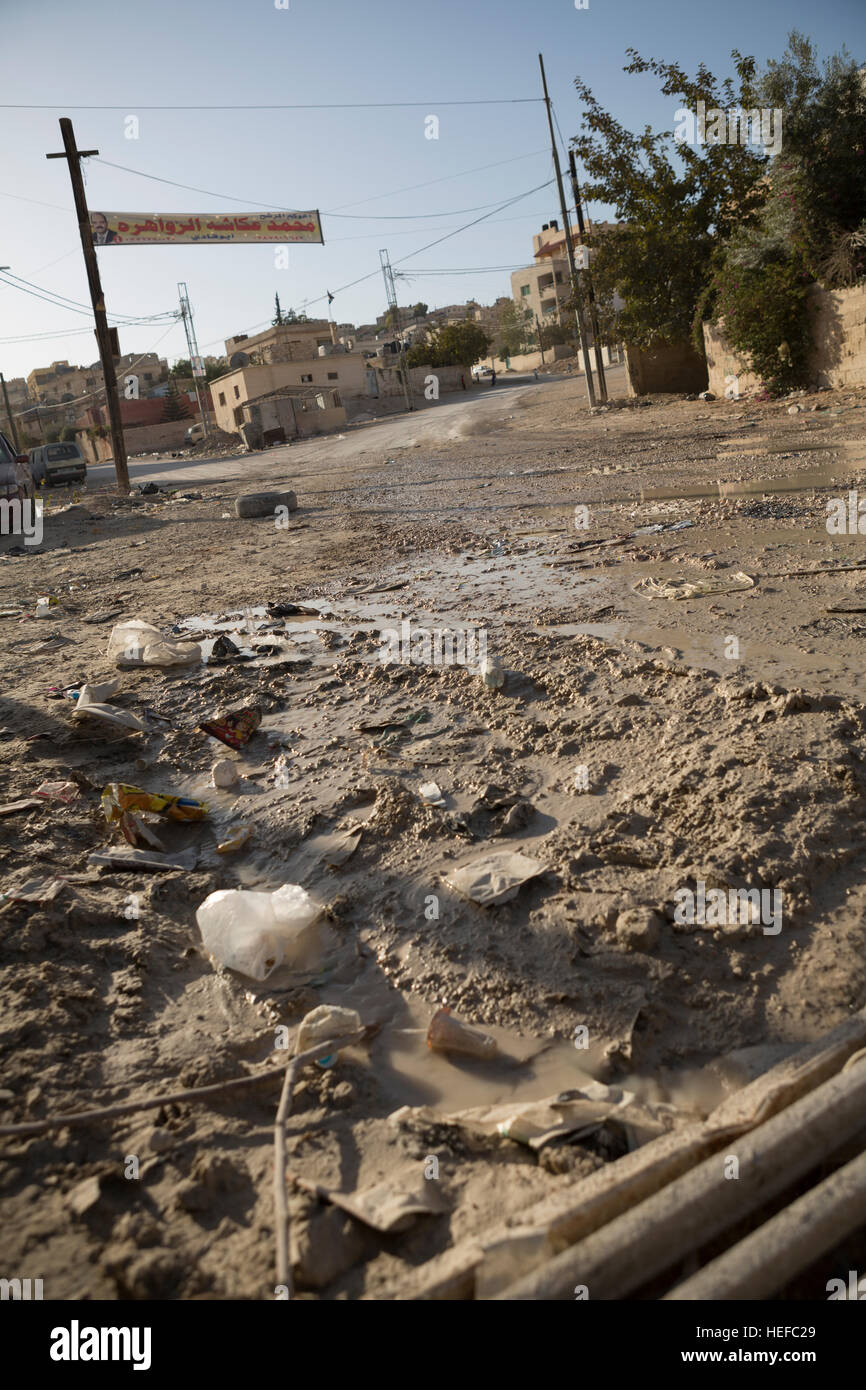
[102,782,207,846]
[199,705,262,749]
[107,618,201,667]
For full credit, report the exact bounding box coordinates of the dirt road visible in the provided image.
[2,374,866,1299]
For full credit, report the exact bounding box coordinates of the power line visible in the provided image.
[1,98,543,111]
[195,176,555,348]
[0,270,175,326]
[89,151,550,222]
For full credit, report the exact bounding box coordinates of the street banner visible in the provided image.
[89,210,323,246]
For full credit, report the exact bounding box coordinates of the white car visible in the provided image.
[471,365,493,379]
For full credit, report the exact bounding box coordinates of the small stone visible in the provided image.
[615,907,663,952]
[211,759,238,789]
[787,404,801,414]
[68,1175,102,1216]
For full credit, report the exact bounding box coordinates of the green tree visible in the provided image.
[701,33,866,392]
[406,321,491,368]
[497,302,535,358]
[411,302,428,318]
[571,48,769,350]
[161,382,192,422]
[170,358,192,378]
[59,425,78,442]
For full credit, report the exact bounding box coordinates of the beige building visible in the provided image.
[239,386,346,447]
[225,319,336,365]
[512,219,625,328]
[211,354,370,433]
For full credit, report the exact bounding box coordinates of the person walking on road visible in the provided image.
[490,369,497,387]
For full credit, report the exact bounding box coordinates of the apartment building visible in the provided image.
[511,219,624,327]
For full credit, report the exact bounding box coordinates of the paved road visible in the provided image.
[85,365,626,492]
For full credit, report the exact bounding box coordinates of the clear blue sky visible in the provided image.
[0,0,863,382]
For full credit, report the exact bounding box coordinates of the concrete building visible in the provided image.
[210,354,369,433]
[238,386,346,447]
[511,219,625,328]
[224,319,336,365]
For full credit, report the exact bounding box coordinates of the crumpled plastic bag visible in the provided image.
[447,851,544,906]
[632,571,754,600]
[107,618,200,667]
[196,883,322,980]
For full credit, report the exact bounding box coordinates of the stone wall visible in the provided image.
[75,419,192,464]
[703,283,866,396]
[624,340,708,396]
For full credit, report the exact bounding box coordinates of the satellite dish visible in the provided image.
[229,351,250,369]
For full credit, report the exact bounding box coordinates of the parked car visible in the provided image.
[29,442,87,487]
[184,422,206,446]
[1,430,33,501]
[471,364,493,379]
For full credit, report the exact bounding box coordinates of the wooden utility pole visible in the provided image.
[538,53,595,408]
[46,119,129,491]
[568,149,608,402]
[0,374,19,452]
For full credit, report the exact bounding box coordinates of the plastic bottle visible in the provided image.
[196,883,321,980]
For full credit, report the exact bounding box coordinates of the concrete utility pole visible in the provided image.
[46,118,129,492]
[568,149,608,402]
[538,53,595,408]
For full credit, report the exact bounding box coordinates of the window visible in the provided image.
[218,392,226,406]
[327,372,338,380]
[300,374,313,383]
[520,285,530,296]
[233,385,240,399]
[233,406,244,426]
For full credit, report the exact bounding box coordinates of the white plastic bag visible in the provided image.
[196,883,322,980]
[107,618,200,668]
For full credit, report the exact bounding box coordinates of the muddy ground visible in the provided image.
[2,376,866,1299]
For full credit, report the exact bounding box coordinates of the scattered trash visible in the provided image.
[632,571,755,600]
[102,783,207,847]
[427,1007,498,1060]
[296,1004,362,1067]
[320,828,362,867]
[88,847,197,872]
[0,798,43,818]
[196,882,322,980]
[267,601,322,618]
[296,1164,448,1233]
[446,1083,637,1150]
[447,850,544,906]
[211,759,239,789]
[107,618,201,668]
[216,824,253,855]
[34,780,80,803]
[82,608,124,625]
[419,781,445,806]
[199,705,262,750]
[34,596,60,620]
[71,684,147,733]
[207,633,241,663]
[1,877,70,906]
